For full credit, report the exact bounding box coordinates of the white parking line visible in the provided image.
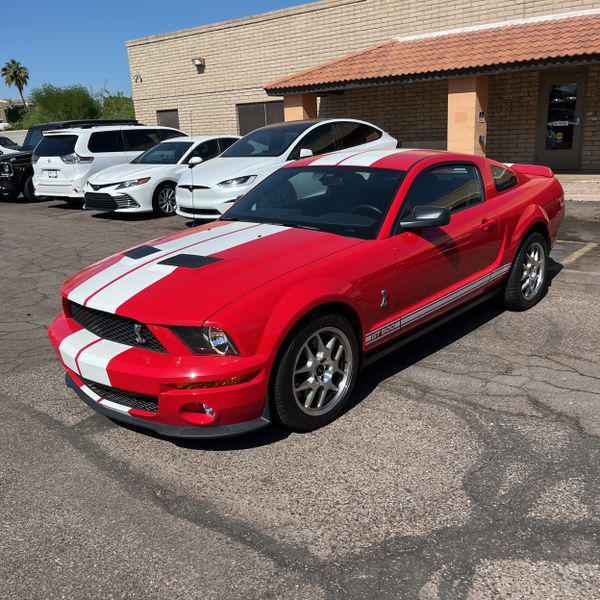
[561,242,597,266]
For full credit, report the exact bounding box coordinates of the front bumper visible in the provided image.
[84,183,153,213]
[66,373,270,438]
[49,312,272,438]
[176,186,239,220]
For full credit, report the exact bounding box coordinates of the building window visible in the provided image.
[236,101,284,135]
[157,109,180,130]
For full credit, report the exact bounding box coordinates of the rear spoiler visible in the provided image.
[504,163,554,178]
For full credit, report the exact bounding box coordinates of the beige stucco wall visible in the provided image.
[126,0,600,135]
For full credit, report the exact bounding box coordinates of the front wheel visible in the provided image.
[502,232,548,311]
[152,183,177,216]
[272,314,359,431]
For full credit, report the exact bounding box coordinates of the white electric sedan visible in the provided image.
[84,135,239,216]
[175,118,397,220]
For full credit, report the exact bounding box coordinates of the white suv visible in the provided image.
[32,125,183,201]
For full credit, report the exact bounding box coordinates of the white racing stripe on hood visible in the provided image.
[85,223,289,314]
[67,221,255,306]
[76,339,131,386]
[338,149,404,166]
[58,328,100,374]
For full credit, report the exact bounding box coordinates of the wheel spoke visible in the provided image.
[315,386,327,408]
[304,387,317,408]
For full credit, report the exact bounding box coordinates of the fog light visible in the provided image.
[203,404,215,417]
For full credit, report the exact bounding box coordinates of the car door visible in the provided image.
[390,161,503,329]
[86,130,127,175]
[334,121,388,152]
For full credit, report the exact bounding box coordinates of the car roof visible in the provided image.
[29,119,138,130]
[289,148,453,171]
[167,135,240,143]
[42,125,179,136]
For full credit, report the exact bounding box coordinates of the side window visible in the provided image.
[288,124,336,160]
[402,163,484,217]
[123,129,161,152]
[335,122,382,150]
[218,138,238,152]
[88,131,125,153]
[158,128,182,141]
[186,139,220,162]
[491,164,518,192]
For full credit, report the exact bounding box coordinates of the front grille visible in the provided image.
[84,191,137,211]
[69,301,166,353]
[85,379,158,413]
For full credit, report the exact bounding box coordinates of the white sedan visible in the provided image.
[176,119,397,220]
[84,135,239,216]
[0,135,21,155]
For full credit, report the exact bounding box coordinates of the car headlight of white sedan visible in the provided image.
[217,175,256,188]
[116,177,151,190]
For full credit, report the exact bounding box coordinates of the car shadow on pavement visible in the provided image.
[92,212,166,222]
[109,258,564,451]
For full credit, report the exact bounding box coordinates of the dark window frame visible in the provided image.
[393,161,486,235]
[236,101,284,135]
[157,109,180,130]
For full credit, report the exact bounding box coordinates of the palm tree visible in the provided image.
[1,59,29,107]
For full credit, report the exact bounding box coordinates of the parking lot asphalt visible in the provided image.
[1,198,599,599]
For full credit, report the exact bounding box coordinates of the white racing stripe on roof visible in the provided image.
[58,329,100,374]
[68,221,254,306]
[85,223,289,313]
[338,149,406,167]
[76,339,131,386]
[309,152,362,166]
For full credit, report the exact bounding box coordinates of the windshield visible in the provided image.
[221,166,406,240]
[34,135,78,157]
[132,141,193,164]
[21,127,46,152]
[220,122,314,158]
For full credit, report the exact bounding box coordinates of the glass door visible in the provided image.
[536,72,586,170]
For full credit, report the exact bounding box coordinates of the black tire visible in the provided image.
[272,313,359,431]
[23,176,36,201]
[502,232,548,311]
[152,183,177,216]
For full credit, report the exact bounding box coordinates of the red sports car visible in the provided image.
[49,149,564,438]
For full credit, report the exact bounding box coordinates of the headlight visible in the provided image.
[0,163,12,177]
[217,175,256,188]
[116,177,151,189]
[172,326,239,356]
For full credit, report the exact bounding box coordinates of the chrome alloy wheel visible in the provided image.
[292,327,354,416]
[157,186,176,214]
[521,241,546,300]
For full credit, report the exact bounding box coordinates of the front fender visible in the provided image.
[257,277,366,359]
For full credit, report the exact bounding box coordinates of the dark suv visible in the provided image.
[0,119,138,201]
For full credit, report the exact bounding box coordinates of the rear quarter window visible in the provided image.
[491,165,518,192]
[88,131,125,153]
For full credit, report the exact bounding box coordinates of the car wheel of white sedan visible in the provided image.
[272,313,359,431]
[153,183,177,217]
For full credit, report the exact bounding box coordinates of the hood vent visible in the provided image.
[158,254,221,268]
[123,245,161,259]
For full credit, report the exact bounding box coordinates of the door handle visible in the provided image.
[480,218,497,232]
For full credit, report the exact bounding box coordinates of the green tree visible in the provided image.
[100,92,135,120]
[1,59,30,107]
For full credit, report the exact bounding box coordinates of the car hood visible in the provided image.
[62,220,363,325]
[89,163,174,184]
[0,149,32,163]
[178,156,283,187]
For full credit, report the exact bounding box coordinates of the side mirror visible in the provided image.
[399,205,450,229]
[298,148,313,158]
[188,156,203,168]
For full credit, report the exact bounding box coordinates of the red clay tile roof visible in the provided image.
[265,11,600,93]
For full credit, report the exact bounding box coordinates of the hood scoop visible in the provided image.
[157,254,222,268]
[123,245,161,259]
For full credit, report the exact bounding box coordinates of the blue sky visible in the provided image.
[1,0,317,100]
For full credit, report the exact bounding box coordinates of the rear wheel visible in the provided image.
[23,176,36,201]
[272,314,359,431]
[502,232,548,311]
[152,183,177,216]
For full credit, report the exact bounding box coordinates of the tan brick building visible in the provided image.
[127,0,600,171]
